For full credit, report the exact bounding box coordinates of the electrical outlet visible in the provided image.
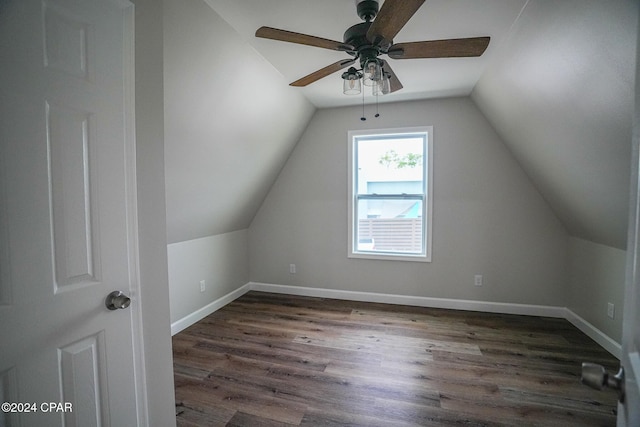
[200,280,206,293]
[289,264,296,274]
[607,302,615,319]
[474,275,483,286]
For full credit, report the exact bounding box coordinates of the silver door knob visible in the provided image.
[105,291,131,310]
[581,362,625,402]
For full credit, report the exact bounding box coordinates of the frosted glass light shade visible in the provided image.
[343,75,362,95]
[363,59,382,87]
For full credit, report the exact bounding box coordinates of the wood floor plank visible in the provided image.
[173,291,619,426]
[499,386,617,416]
[193,335,330,372]
[175,401,235,427]
[226,411,298,427]
[293,330,483,356]
[439,391,616,426]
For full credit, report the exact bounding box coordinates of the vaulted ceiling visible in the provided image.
[203,0,528,108]
[165,0,638,250]
[473,0,637,249]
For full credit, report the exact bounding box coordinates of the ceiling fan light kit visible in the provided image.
[342,67,363,95]
[363,58,382,87]
[255,0,490,116]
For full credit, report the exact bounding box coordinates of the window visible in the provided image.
[348,127,433,262]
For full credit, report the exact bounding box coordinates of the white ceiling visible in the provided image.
[203,0,528,108]
[473,0,638,249]
[169,0,638,250]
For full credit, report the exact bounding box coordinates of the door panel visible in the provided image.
[43,2,92,80]
[47,102,101,291]
[59,332,109,427]
[0,0,141,426]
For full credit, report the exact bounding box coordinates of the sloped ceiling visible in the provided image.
[472,0,638,249]
[203,0,528,108]
[163,0,315,244]
[165,0,638,250]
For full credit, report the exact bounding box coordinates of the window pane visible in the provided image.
[356,199,423,254]
[356,136,424,195]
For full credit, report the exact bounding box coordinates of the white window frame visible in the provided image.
[348,126,433,262]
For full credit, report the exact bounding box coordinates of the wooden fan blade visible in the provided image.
[367,0,425,46]
[256,26,354,52]
[381,60,403,93]
[388,37,490,59]
[290,59,356,87]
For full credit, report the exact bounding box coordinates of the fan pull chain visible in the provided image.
[361,87,366,121]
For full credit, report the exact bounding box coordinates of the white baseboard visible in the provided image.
[249,282,567,318]
[170,283,251,335]
[563,308,622,359]
[171,281,621,359]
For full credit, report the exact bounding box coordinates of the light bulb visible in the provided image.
[363,59,381,87]
[373,73,390,95]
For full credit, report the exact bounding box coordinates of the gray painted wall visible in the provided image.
[162,0,316,328]
[249,98,569,306]
[168,230,248,323]
[567,237,626,343]
[470,0,637,344]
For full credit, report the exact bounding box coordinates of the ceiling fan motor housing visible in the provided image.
[344,22,372,50]
[356,0,379,21]
[344,21,383,68]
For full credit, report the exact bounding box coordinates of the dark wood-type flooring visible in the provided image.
[173,291,620,426]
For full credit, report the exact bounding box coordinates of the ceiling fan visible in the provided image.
[255,0,490,95]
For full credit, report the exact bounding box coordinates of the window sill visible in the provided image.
[348,251,431,263]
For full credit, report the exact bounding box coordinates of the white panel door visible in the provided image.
[0,0,143,426]
[618,20,640,426]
